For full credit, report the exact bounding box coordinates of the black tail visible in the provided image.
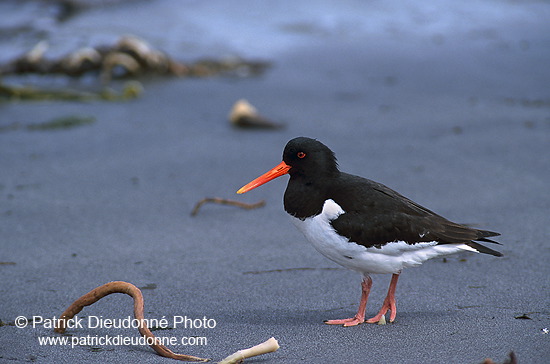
[468,229,502,256]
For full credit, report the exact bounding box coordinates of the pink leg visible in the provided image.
[366,273,399,323]
[325,276,372,327]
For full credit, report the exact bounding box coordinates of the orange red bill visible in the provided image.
[237,161,291,194]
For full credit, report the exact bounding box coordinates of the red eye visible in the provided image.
[297,152,306,159]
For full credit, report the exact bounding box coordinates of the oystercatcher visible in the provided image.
[237,137,502,326]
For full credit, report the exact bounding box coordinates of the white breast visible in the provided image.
[291,199,476,275]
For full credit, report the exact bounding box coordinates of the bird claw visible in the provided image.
[324,316,365,327]
[365,312,394,324]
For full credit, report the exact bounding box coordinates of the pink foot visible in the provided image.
[324,277,372,327]
[324,316,364,327]
[365,301,396,324]
[366,273,399,324]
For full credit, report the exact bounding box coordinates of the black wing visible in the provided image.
[329,173,502,256]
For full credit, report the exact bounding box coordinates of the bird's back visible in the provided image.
[328,172,501,256]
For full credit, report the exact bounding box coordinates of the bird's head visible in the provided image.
[237,137,338,194]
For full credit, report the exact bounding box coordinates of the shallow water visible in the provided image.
[1,0,549,124]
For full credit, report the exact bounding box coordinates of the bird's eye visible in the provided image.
[297,152,306,159]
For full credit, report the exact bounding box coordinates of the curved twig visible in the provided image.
[54,281,209,362]
[191,198,265,216]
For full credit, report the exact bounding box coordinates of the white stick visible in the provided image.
[217,337,279,364]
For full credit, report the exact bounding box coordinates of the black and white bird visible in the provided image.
[237,137,502,326]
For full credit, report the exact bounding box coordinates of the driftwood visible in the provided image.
[191,198,265,216]
[217,337,279,364]
[54,281,209,362]
[55,281,280,362]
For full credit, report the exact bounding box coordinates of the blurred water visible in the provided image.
[1,0,549,61]
[0,0,549,128]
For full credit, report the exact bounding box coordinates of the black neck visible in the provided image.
[283,173,336,219]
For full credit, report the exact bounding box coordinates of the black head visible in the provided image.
[237,137,339,195]
[282,137,339,179]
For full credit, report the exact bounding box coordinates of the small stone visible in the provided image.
[229,99,284,129]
